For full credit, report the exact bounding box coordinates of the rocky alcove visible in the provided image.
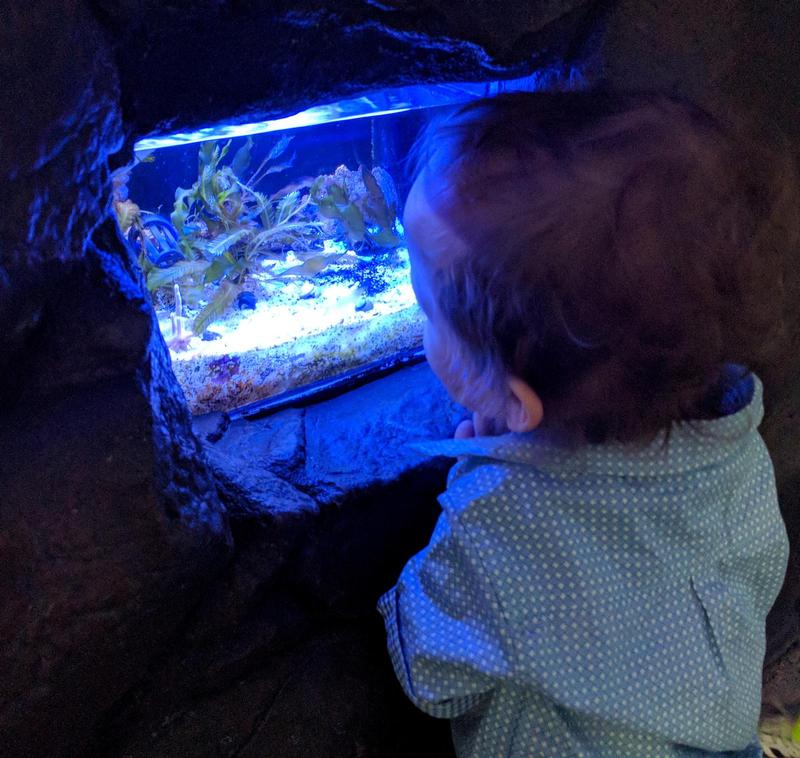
[2,2,799,757]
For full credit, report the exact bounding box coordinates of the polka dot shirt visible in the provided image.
[378,375,788,757]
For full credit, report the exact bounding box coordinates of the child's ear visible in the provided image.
[505,376,544,432]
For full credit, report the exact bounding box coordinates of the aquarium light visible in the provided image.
[134,68,584,153]
[135,105,414,152]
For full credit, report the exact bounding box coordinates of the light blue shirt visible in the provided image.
[378,377,788,757]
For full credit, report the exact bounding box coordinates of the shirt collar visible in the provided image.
[408,375,764,478]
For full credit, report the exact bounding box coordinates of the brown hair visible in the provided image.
[413,90,799,444]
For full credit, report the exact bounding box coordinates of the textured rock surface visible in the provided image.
[2,0,800,756]
[94,0,602,144]
[600,0,800,146]
[85,364,459,757]
[0,222,232,758]
[1,0,123,269]
[300,361,464,503]
[0,5,233,757]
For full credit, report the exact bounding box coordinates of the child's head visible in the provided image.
[404,90,798,444]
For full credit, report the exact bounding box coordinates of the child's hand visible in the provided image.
[454,413,508,439]
[454,417,476,439]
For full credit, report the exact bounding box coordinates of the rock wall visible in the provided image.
[1,4,230,757]
[1,0,798,756]
[95,0,601,145]
[86,363,464,757]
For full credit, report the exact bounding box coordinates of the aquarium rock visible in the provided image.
[299,281,316,299]
[236,291,257,310]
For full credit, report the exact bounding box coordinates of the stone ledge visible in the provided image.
[197,361,465,506]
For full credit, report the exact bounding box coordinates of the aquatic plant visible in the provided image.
[169,137,295,243]
[166,283,193,351]
[112,149,156,260]
[127,139,404,341]
[310,165,402,250]
[114,198,141,234]
[760,716,800,758]
[144,137,338,336]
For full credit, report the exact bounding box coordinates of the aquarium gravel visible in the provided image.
[162,246,423,414]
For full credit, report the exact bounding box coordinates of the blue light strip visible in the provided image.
[135,105,414,152]
[133,68,584,153]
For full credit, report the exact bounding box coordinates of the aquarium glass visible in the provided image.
[117,74,551,416]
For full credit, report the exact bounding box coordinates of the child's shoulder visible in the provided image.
[411,374,766,510]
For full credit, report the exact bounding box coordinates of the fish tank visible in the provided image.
[115,73,548,417]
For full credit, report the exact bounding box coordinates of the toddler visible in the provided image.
[378,90,796,757]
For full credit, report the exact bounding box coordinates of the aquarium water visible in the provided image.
[118,74,547,415]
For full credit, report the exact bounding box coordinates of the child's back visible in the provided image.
[379,90,798,757]
[381,372,786,756]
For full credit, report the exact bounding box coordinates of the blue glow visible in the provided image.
[134,68,584,153]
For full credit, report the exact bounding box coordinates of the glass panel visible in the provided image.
[115,74,546,415]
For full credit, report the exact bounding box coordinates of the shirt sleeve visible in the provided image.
[377,509,512,719]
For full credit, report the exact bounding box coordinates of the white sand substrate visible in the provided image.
[158,246,424,414]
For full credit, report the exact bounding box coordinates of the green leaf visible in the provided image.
[271,178,313,201]
[367,228,401,248]
[230,137,253,179]
[276,190,300,224]
[178,237,195,258]
[199,165,217,209]
[360,165,394,229]
[203,253,237,284]
[182,284,206,309]
[246,219,324,258]
[339,203,366,242]
[274,254,335,278]
[199,141,216,168]
[171,187,194,232]
[327,183,348,204]
[243,190,269,221]
[206,228,250,258]
[267,134,293,163]
[216,184,239,204]
[264,158,294,176]
[192,280,241,335]
[309,176,325,200]
[260,204,274,230]
[146,260,209,292]
[314,196,339,219]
